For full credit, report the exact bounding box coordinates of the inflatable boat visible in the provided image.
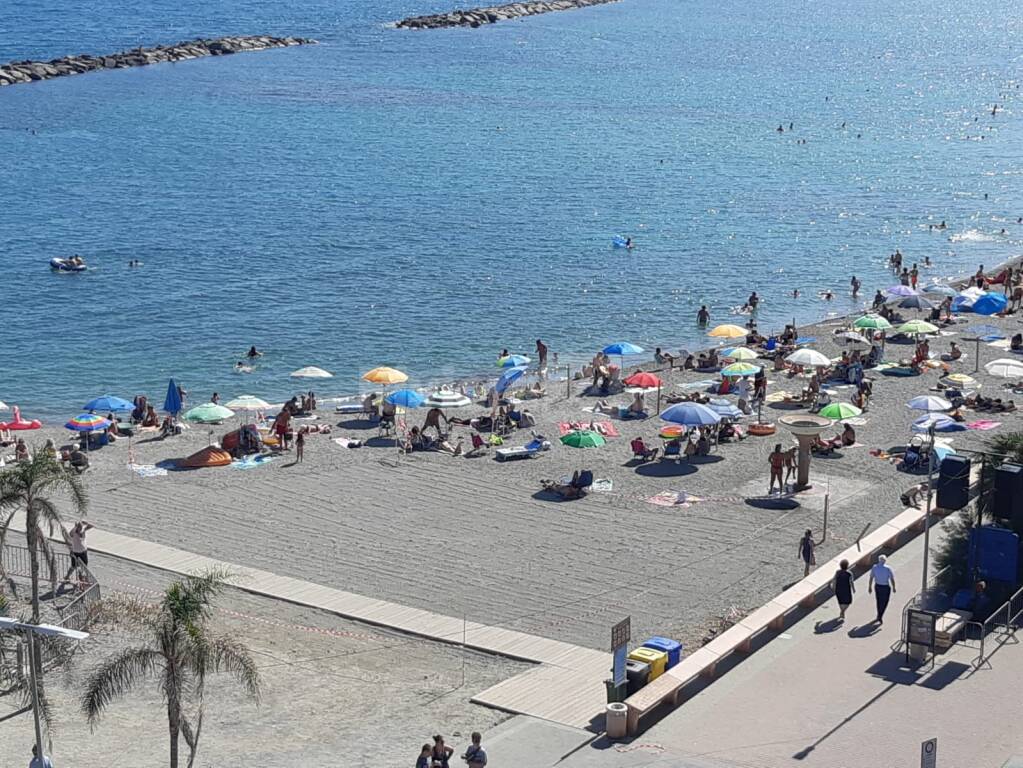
[50,258,87,272]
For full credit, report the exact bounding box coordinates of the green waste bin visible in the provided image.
[604,678,628,703]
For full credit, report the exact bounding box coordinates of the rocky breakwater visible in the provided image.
[395,0,618,29]
[0,35,316,87]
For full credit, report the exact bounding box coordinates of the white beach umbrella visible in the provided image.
[225,395,271,411]
[0,400,8,411]
[290,366,333,379]
[907,395,952,412]
[786,348,831,367]
[836,331,870,347]
[984,359,1023,379]
[423,389,472,409]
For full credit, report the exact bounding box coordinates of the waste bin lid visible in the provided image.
[607,702,628,714]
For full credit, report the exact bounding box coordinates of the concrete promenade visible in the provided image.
[559,514,1023,768]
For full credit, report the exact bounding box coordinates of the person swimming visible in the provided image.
[697,305,710,326]
[235,361,253,373]
[247,345,263,358]
[625,237,633,249]
[792,289,800,298]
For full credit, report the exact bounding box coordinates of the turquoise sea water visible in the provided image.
[2,0,1021,416]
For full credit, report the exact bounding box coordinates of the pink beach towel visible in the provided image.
[558,421,620,438]
[966,420,1002,431]
[646,491,703,507]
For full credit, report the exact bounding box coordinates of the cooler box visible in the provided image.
[625,659,650,696]
[628,647,667,681]
[642,636,683,669]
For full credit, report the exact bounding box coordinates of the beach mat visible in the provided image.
[334,437,363,448]
[591,478,614,493]
[967,420,1002,430]
[129,463,168,478]
[646,490,703,507]
[231,454,274,470]
[558,421,620,438]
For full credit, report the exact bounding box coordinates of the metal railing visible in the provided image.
[896,565,951,651]
[964,583,1023,666]
[1,540,101,636]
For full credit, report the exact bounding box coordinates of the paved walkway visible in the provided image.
[11,515,609,730]
[562,514,1023,768]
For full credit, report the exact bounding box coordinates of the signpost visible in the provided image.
[906,609,937,662]
[611,617,631,687]
[921,737,938,768]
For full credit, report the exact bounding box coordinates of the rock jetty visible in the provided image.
[0,35,316,87]
[395,0,618,29]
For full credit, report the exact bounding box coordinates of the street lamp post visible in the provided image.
[921,424,936,595]
[0,618,89,765]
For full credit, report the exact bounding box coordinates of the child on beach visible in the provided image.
[295,430,305,462]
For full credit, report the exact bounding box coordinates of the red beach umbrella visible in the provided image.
[0,406,42,431]
[623,372,663,389]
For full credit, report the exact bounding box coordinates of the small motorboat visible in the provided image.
[50,257,87,272]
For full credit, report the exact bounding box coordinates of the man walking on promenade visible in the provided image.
[868,554,896,624]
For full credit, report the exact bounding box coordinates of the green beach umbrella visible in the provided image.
[853,314,892,331]
[722,347,759,361]
[720,362,761,377]
[896,320,939,335]
[818,402,863,421]
[183,403,235,423]
[560,429,606,448]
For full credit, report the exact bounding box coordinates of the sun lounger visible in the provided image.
[334,403,367,416]
[495,436,545,462]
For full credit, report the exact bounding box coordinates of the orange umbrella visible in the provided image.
[623,372,663,389]
[362,367,409,385]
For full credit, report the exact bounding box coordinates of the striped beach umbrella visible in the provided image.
[423,389,472,409]
[498,355,531,368]
[721,347,759,361]
[65,413,111,432]
[720,362,761,377]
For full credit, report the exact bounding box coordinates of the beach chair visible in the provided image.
[565,470,594,499]
[631,438,658,462]
[495,435,545,462]
[378,412,395,436]
[661,441,683,463]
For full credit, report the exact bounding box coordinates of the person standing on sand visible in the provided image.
[432,735,454,768]
[462,732,488,768]
[697,305,710,326]
[798,528,818,577]
[833,559,855,620]
[416,743,432,768]
[868,554,896,624]
[295,430,305,462]
[768,444,786,494]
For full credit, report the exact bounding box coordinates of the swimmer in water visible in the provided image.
[234,361,253,373]
[821,290,834,301]
[247,345,263,358]
[777,125,784,133]
[697,305,710,326]
[625,237,633,249]
[850,276,861,297]
[924,256,932,267]
[792,289,800,298]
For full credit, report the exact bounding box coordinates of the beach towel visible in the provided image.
[591,478,614,493]
[683,379,718,390]
[967,420,1002,431]
[333,437,363,448]
[558,421,620,438]
[646,490,704,507]
[129,463,168,478]
[231,454,274,470]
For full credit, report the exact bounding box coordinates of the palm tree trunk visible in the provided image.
[26,502,40,624]
[168,696,180,768]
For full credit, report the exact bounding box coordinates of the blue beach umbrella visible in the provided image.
[498,354,531,368]
[496,365,528,395]
[83,394,133,412]
[603,342,644,357]
[922,284,957,297]
[385,389,425,408]
[164,378,182,416]
[707,400,743,419]
[887,285,918,298]
[972,292,1008,316]
[660,402,722,427]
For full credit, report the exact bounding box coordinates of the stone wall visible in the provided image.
[396,0,618,29]
[0,35,316,87]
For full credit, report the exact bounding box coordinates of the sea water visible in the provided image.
[1,0,1021,416]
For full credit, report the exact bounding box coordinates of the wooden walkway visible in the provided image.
[12,517,609,729]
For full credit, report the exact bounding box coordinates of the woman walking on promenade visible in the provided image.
[833,559,855,620]
[798,529,818,577]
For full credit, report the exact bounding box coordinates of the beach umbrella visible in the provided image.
[660,402,722,427]
[786,348,830,367]
[0,401,7,411]
[423,389,472,409]
[623,372,663,389]
[497,354,531,368]
[887,285,918,297]
[362,367,408,385]
[896,295,937,312]
[853,314,892,331]
[0,407,42,431]
[225,395,271,411]
[964,324,1004,373]
[912,414,965,433]
[720,362,761,377]
[721,347,759,361]
[603,342,644,357]
[972,292,1008,316]
[941,373,978,388]
[933,445,957,463]
[708,324,747,339]
[83,395,133,412]
[922,284,957,297]
[818,402,863,421]
[291,366,334,379]
[707,400,742,419]
[984,359,1023,379]
[907,395,951,412]
[837,331,870,348]
[184,403,235,423]
[560,429,607,448]
[164,379,182,416]
[65,413,111,432]
[896,320,939,335]
[496,365,528,395]
[385,389,425,408]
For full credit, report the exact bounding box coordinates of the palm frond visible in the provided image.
[207,635,261,702]
[81,646,162,726]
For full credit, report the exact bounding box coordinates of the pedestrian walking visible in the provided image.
[29,745,54,768]
[295,430,305,462]
[62,520,93,585]
[462,732,488,767]
[798,529,818,577]
[833,559,855,620]
[868,554,897,624]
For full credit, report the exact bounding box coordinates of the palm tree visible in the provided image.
[0,449,87,624]
[82,572,261,768]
